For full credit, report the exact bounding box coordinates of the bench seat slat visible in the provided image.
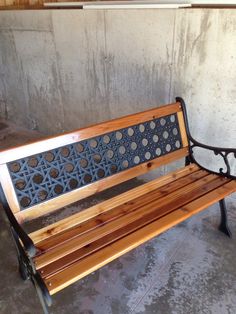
[39,173,229,280]
[30,164,199,244]
[36,169,207,253]
[34,172,227,270]
[45,179,236,295]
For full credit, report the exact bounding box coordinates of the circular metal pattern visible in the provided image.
[93,154,102,163]
[49,168,59,179]
[20,197,31,208]
[173,128,178,136]
[90,139,98,148]
[9,162,21,173]
[8,113,183,209]
[119,146,126,155]
[142,138,148,147]
[103,135,110,144]
[65,163,74,173]
[80,159,88,168]
[170,115,175,123]
[150,121,156,129]
[15,179,26,190]
[156,148,162,156]
[38,190,48,201]
[163,131,169,139]
[145,152,151,160]
[139,124,145,133]
[166,144,171,152]
[107,150,114,159]
[175,140,181,148]
[153,135,159,143]
[76,143,84,153]
[160,118,166,126]
[54,184,63,195]
[33,174,44,184]
[134,156,140,164]
[69,179,78,189]
[122,160,129,168]
[128,128,134,136]
[44,152,54,162]
[28,157,38,167]
[131,142,137,150]
[61,147,70,158]
[116,131,123,140]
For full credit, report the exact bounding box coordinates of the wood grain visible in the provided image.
[45,179,236,295]
[39,172,224,279]
[36,169,207,252]
[30,164,199,244]
[34,174,225,269]
[177,111,188,147]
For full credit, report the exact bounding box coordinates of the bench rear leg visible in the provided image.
[218,199,232,238]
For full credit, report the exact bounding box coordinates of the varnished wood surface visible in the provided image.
[16,147,189,222]
[45,178,236,295]
[30,164,199,244]
[36,169,207,253]
[177,111,188,147]
[34,173,228,270]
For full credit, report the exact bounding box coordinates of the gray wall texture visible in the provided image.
[0,9,235,184]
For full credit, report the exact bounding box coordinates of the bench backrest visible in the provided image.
[0,102,188,223]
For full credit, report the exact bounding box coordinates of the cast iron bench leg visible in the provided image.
[32,273,51,314]
[219,199,232,238]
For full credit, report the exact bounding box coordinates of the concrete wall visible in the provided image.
[0,9,235,183]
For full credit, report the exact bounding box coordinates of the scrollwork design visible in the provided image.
[189,140,236,179]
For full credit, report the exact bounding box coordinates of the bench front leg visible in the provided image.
[219,199,232,238]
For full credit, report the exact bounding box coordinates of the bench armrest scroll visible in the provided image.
[176,97,236,179]
[189,139,236,179]
[0,185,36,257]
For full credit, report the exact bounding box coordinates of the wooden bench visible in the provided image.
[0,97,235,313]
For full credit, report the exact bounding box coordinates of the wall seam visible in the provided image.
[103,10,112,120]
[168,9,177,104]
[50,11,66,132]
[11,28,31,129]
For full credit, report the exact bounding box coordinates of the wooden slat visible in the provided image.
[36,169,207,252]
[46,179,236,295]
[0,102,181,165]
[16,147,189,222]
[34,174,224,269]
[30,164,199,244]
[177,111,188,147]
[38,171,215,279]
[0,164,21,214]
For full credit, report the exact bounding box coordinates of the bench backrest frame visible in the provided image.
[0,102,188,223]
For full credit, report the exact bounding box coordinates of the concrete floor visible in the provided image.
[0,120,236,314]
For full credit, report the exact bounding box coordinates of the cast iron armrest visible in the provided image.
[0,185,36,258]
[188,137,236,179]
[176,97,236,180]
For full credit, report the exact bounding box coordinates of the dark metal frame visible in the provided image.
[177,97,235,237]
[176,97,236,180]
[0,185,52,314]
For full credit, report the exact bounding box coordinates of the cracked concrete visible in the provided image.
[0,121,235,314]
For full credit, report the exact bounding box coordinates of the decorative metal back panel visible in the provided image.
[7,113,183,210]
